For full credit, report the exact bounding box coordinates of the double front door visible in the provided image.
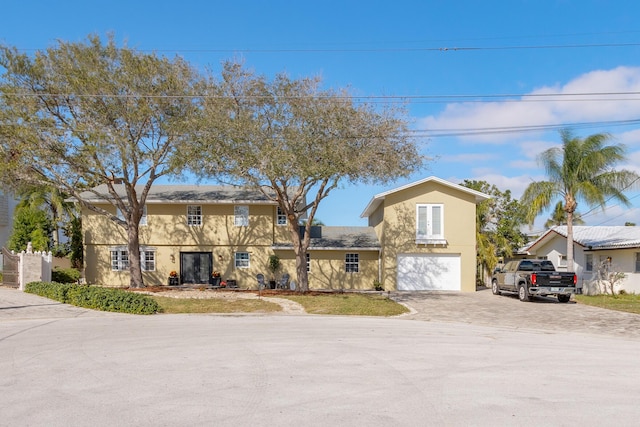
[180,252,213,285]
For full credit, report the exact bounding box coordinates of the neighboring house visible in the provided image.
[361,176,489,292]
[0,190,19,264]
[80,177,488,291]
[523,226,640,294]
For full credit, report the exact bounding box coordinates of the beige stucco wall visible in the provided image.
[83,203,290,287]
[376,181,478,292]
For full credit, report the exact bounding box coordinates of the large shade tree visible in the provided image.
[0,35,202,287]
[521,129,639,271]
[185,62,425,292]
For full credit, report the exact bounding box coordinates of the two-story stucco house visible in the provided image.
[80,176,488,291]
[361,176,489,292]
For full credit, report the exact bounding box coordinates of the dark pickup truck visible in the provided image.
[491,259,577,303]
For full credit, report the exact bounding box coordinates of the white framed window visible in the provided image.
[558,254,567,267]
[306,253,310,272]
[277,206,287,226]
[141,249,156,271]
[111,247,156,271]
[585,254,593,272]
[416,204,444,242]
[636,253,640,273]
[235,252,250,268]
[140,205,147,226]
[116,205,147,225]
[235,205,249,226]
[111,248,129,271]
[187,205,202,226]
[345,253,359,273]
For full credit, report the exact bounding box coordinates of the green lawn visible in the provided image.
[151,292,408,316]
[280,293,409,316]
[574,293,640,315]
[151,296,283,314]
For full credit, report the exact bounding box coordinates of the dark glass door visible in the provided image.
[180,252,213,284]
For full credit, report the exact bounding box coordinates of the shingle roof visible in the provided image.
[527,226,640,251]
[274,226,381,250]
[77,184,279,204]
[360,176,490,218]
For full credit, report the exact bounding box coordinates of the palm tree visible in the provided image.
[17,185,77,248]
[544,200,585,229]
[521,129,639,271]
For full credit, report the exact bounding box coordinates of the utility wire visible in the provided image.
[6,90,640,101]
[14,42,640,54]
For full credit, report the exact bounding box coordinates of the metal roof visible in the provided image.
[273,226,381,250]
[527,225,640,251]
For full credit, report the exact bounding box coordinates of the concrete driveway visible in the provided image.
[394,287,640,340]
[2,286,640,426]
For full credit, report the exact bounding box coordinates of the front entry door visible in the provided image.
[180,252,213,284]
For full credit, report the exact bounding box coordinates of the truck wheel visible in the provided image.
[518,284,530,302]
[491,279,501,295]
[557,294,571,303]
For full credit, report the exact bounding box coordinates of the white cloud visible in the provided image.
[419,66,640,143]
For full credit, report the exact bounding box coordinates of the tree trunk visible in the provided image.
[127,225,144,288]
[287,217,310,292]
[566,210,575,272]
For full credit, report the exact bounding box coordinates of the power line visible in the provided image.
[14,42,640,55]
[6,90,640,102]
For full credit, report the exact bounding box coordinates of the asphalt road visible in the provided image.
[2,287,640,426]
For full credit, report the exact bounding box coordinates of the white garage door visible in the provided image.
[397,254,461,291]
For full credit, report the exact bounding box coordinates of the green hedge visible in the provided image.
[25,282,159,315]
[51,268,81,284]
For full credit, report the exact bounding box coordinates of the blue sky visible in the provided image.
[3,0,640,233]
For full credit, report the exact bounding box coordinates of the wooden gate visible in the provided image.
[1,247,19,288]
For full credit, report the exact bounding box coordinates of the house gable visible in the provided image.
[360,176,489,292]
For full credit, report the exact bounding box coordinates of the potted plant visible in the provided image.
[211,270,222,287]
[268,255,280,289]
[168,270,179,286]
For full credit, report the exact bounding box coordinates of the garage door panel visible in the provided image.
[397,254,461,291]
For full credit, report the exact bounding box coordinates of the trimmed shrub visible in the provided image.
[51,267,81,283]
[25,282,159,315]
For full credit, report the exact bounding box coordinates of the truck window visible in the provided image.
[519,261,533,271]
[540,261,556,271]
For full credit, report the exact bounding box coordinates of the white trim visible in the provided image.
[361,176,490,218]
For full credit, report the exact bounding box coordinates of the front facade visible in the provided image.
[81,185,381,290]
[524,226,640,294]
[81,177,487,291]
[361,176,489,292]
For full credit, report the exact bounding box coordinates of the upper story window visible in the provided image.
[345,253,359,273]
[235,205,249,226]
[117,205,147,225]
[416,204,444,243]
[187,205,202,226]
[277,206,287,226]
